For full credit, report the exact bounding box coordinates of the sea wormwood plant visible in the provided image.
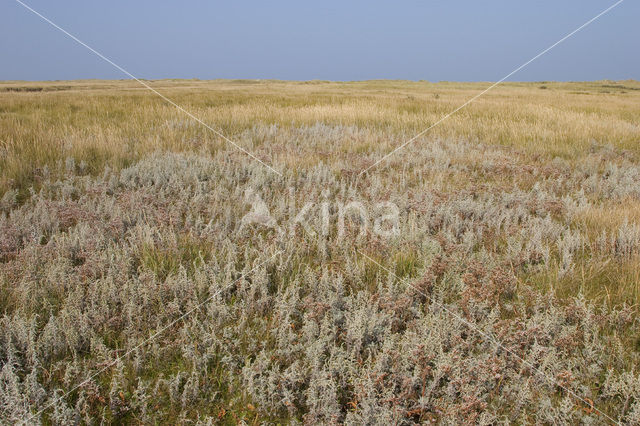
[0,124,639,423]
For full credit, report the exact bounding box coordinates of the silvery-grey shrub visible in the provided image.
[1,125,640,423]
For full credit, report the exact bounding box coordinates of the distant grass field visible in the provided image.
[2,79,639,198]
[1,79,640,423]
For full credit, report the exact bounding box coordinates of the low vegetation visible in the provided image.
[1,80,640,423]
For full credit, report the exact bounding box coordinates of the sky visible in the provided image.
[1,0,638,82]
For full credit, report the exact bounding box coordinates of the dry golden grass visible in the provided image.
[555,199,640,306]
[2,79,639,197]
[3,81,640,422]
[2,79,640,309]
[575,198,640,236]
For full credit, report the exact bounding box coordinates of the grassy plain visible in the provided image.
[2,79,639,195]
[1,79,640,423]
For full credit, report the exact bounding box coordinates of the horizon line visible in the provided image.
[1,77,638,84]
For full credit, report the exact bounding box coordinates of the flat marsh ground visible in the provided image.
[1,79,640,423]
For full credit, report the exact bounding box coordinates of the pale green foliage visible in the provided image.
[1,125,640,423]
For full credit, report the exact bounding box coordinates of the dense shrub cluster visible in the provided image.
[1,125,640,424]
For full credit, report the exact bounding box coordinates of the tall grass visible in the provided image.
[1,80,640,423]
[2,79,639,197]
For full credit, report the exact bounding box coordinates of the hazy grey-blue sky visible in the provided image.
[1,1,637,81]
